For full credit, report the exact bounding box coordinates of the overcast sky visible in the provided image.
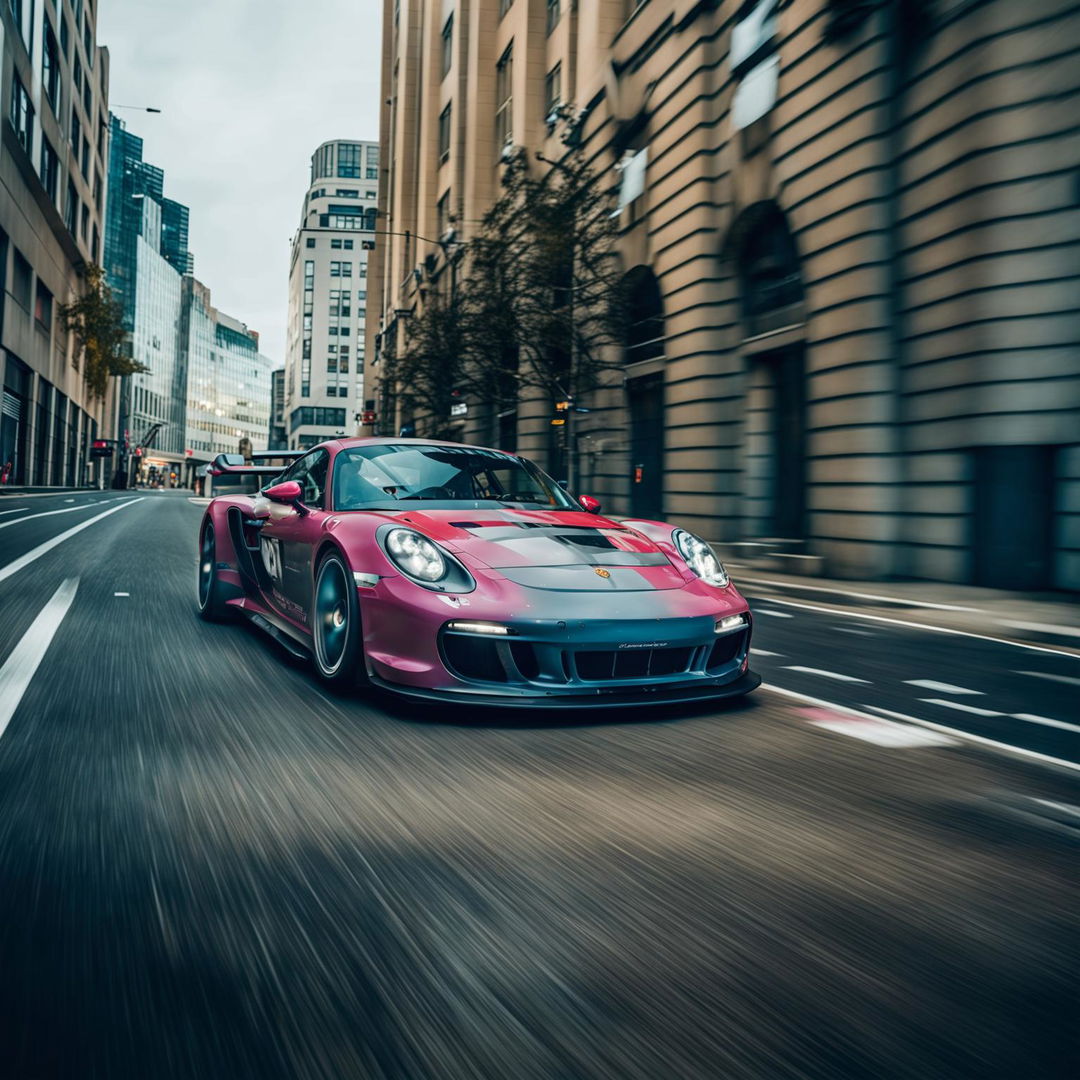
[96,0,383,366]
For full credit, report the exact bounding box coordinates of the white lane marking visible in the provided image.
[64,498,74,503]
[835,626,874,636]
[0,507,29,517]
[114,591,130,597]
[919,698,1002,717]
[755,609,793,618]
[784,666,870,684]
[751,596,1080,659]
[863,704,1080,775]
[1016,670,1080,688]
[905,679,983,695]
[0,500,119,531]
[1000,620,1080,639]
[741,577,978,611]
[752,649,783,657]
[799,709,956,748]
[0,499,143,585]
[0,578,79,739]
[1014,714,1080,735]
[767,684,1080,774]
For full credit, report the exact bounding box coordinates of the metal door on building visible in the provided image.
[973,445,1054,590]
[627,372,664,520]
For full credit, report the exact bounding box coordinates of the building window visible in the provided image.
[438,102,452,162]
[73,54,82,94]
[84,18,93,64]
[306,237,316,248]
[499,0,513,17]
[43,19,61,114]
[335,188,359,198]
[65,180,78,234]
[34,280,53,332]
[546,0,560,35]
[441,14,453,78]
[366,166,378,179]
[545,63,561,117]
[437,189,452,239]
[9,74,33,154]
[60,16,70,56]
[39,138,59,203]
[71,108,82,151]
[495,44,513,151]
[337,142,361,178]
[81,137,90,180]
[330,261,341,277]
[331,238,342,249]
[80,204,89,241]
[12,248,32,310]
[344,239,354,249]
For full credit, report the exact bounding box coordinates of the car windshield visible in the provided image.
[332,444,577,511]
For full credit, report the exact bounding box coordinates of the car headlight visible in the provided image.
[380,527,476,592]
[385,528,447,581]
[672,529,730,588]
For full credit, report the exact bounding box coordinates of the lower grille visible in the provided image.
[575,646,694,681]
[706,630,748,671]
[443,635,507,682]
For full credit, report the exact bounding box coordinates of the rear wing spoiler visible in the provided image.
[209,453,292,477]
[250,451,304,462]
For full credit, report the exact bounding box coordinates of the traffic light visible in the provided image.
[551,400,569,427]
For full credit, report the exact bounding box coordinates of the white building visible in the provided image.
[284,139,379,450]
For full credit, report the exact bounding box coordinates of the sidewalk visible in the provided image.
[728,564,1080,653]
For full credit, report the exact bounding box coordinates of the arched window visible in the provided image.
[729,202,804,336]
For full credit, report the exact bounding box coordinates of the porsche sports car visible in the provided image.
[197,439,761,708]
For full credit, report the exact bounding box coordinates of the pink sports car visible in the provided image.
[197,438,761,708]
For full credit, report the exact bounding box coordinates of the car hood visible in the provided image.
[383,507,687,591]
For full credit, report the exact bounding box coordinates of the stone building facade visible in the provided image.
[368,0,1080,591]
[1,0,112,487]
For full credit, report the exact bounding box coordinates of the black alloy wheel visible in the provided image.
[197,520,230,620]
[312,551,369,689]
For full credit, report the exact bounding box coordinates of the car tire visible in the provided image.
[197,520,232,621]
[312,550,370,690]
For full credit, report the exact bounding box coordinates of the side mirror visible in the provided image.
[264,480,307,514]
[578,494,602,514]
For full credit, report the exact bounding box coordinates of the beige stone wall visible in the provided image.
[369,0,1080,589]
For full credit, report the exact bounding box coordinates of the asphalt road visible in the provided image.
[0,490,1076,1079]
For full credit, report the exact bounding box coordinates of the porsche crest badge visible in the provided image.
[594,567,611,579]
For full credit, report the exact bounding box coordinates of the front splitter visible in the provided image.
[368,669,762,710]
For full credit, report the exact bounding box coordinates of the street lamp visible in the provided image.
[111,105,162,113]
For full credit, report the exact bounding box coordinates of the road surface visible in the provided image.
[0,490,1075,1079]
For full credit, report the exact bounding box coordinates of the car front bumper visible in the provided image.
[360,568,759,708]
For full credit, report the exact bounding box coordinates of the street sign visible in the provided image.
[185,448,193,457]
[361,410,376,425]
[90,440,113,458]
[450,402,467,417]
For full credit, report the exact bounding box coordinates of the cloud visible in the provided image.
[96,0,383,363]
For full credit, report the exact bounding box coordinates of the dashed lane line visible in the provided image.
[752,649,783,657]
[905,679,983,695]
[755,609,793,618]
[1014,714,1080,735]
[0,498,123,531]
[0,507,28,517]
[918,698,1003,717]
[1016,670,1080,688]
[0,578,79,739]
[747,596,1080,659]
[783,666,870,684]
[0,499,143,585]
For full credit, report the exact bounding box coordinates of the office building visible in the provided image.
[1,0,111,486]
[268,367,287,450]
[181,277,272,473]
[284,139,379,449]
[369,0,1080,591]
